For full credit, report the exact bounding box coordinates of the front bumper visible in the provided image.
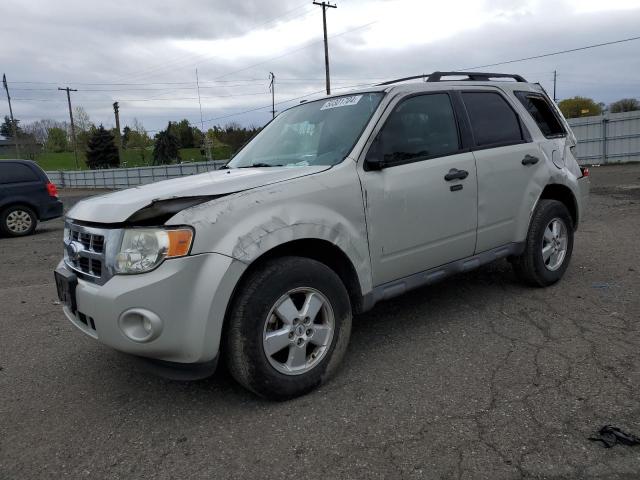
[55,252,245,364]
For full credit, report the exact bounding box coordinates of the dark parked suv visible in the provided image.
[0,160,63,237]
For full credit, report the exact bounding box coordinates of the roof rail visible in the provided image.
[377,71,528,86]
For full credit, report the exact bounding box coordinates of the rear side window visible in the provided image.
[0,163,40,184]
[378,93,461,165]
[462,92,524,147]
[514,91,566,138]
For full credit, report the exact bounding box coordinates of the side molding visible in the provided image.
[361,242,525,311]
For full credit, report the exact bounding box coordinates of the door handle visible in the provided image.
[444,168,469,181]
[522,154,540,166]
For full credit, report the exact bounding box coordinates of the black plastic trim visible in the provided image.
[129,354,219,381]
[361,242,525,311]
[377,71,528,86]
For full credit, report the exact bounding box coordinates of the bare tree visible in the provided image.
[609,98,640,113]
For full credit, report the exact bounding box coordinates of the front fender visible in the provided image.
[167,163,373,295]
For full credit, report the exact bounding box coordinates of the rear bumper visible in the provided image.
[40,199,64,221]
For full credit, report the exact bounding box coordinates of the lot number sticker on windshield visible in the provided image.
[320,95,362,110]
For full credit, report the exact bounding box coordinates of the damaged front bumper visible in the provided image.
[54,251,245,365]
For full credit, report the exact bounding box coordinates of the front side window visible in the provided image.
[377,93,460,166]
[462,92,524,147]
[227,92,384,168]
[514,91,566,138]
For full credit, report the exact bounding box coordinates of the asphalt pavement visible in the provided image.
[1,165,639,479]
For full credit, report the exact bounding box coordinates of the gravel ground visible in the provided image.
[1,165,639,479]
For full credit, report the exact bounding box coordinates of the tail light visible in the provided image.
[579,166,590,178]
[46,182,58,197]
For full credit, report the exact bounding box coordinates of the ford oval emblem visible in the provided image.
[67,241,82,261]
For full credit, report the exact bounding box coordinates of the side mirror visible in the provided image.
[364,136,386,171]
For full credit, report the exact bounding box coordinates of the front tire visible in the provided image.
[224,256,352,400]
[1,205,37,237]
[512,199,574,287]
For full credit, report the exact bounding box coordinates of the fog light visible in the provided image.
[118,308,162,343]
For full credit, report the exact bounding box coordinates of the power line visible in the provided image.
[7,76,389,86]
[200,82,373,125]
[12,92,269,103]
[207,20,375,82]
[460,35,640,71]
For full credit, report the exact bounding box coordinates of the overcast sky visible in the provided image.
[1,0,639,133]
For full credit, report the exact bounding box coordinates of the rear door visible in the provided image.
[458,89,545,253]
[359,91,478,285]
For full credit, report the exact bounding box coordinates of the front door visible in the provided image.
[359,92,478,286]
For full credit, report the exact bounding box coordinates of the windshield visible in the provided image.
[227,92,384,168]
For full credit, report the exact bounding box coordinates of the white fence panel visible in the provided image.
[568,111,640,164]
[47,160,227,189]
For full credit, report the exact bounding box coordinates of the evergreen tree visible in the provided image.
[122,125,131,149]
[152,123,181,165]
[1,115,21,139]
[169,119,195,148]
[85,125,120,169]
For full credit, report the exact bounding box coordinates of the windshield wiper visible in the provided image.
[237,163,284,168]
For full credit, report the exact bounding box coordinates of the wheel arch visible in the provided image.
[537,183,579,230]
[225,238,366,324]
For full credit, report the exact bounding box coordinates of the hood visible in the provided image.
[68,165,330,223]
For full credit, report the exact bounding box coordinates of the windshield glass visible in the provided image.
[227,92,384,168]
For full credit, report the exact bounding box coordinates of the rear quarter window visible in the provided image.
[514,91,566,138]
[0,163,41,184]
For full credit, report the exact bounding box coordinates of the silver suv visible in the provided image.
[54,71,590,399]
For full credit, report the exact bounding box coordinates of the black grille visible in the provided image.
[77,311,96,330]
[92,236,105,253]
[75,257,102,277]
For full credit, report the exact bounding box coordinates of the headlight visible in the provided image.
[115,228,193,274]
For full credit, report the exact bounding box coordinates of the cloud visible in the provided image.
[1,0,639,131]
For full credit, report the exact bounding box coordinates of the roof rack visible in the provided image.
[377,71,528,86]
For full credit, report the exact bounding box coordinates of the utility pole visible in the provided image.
[196,69,212,161]
[553,70,557,102]
[269,72,276,119]
[113,101,122,164]
[313,1,337,95]
[2,74,20,157]
[58,87,79,170]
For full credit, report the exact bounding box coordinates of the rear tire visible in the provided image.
[1,205,37,237]
[512,199,574,287]
[224,256,352,400]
